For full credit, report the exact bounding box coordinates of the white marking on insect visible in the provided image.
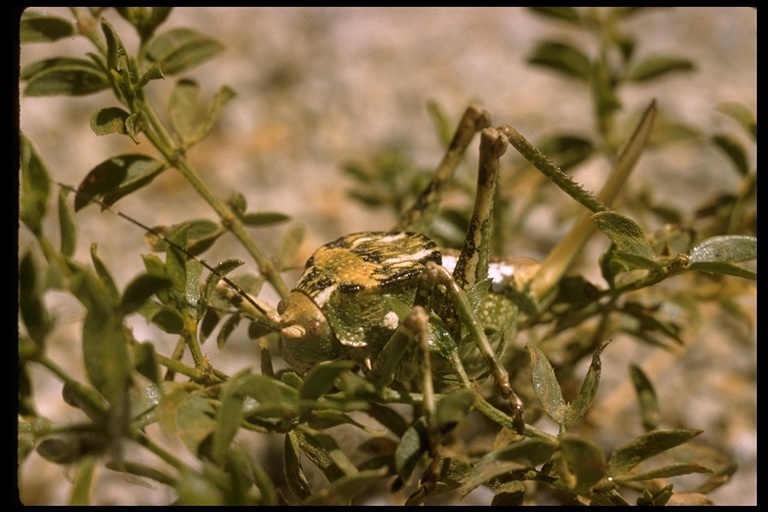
[312,283,338,308]
[383,311,400,330]
[381,248,440,267]
[348,232,407,248]
[441,254,536,293]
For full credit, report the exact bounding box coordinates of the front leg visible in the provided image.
[452,126,508,290]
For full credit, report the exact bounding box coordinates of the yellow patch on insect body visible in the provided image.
[277,231,442,373]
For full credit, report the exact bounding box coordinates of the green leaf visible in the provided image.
[613,462,713,483]
[394,416,428,481]
[242,211,291,227]
[236,374,299,415]
[711,134,750,177]
[20,11,76,43]
[124,112,149,143]
[593,56,622,118]
[636,484,674,506]
[151,219,226,256]
[559,434,606,493]
[717,102,756,140]
[142,302,185,334]
[592,211,659,269]
[527,40,592,82]
[21,57,110,96]
[169,78,199,145]
[237,448,278,505]
[688,235,756,264]
[460,437,558,497]
[81,309,131,444]
[564,339,610,428]
[175,469,224,505]
[19,133,51,234]
[174,389,218,456]
[199,259,246,315]
[299,361,356,400]
[115,7,172,41]
[295,427,359,481]
[58,188,78,257]
[211,370,250,466]
[527,343,567,424]
[18,357,37,416]
[68,455,97,505]
[606,428,703,476]
[120,274,173,314]
[686,261,756,280]
[629,365,660,431]
[102,20,133,103]
[363,403,409,437]
[134,64,166,91]
[147,27,224,75]
[157,381,202,436]
[216,314,241,349]
[303,468,389,505]
[18,252,51,348]
[627,55,695,82]
[37,437,90,464]
[74,154,167,211]
[196,85,237,144]
[89,243,120,306]
[67,252,115,314]
[128,382,162,426]
[285,432,312,502]
[435,388,476,431]
[133,342,161,386]
[184,259,203,310]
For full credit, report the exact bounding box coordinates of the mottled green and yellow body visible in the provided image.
[277,231,442,373]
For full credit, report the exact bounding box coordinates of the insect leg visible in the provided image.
[452,126,508,291]
[424,261,526,434]
[394,105,492,233]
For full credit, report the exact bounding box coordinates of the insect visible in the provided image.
[205,105,537,438]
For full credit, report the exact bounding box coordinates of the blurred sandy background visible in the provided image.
[18,7,755,505]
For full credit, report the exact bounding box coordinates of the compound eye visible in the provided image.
[277,298,289,314]
[308,319,325,337]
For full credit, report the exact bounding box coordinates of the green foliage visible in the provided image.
[18,7,754,506]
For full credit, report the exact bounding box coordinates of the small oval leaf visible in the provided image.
[629,364,660,431]
[20,133,51,234]
[527,40,592,82]
[120,274,173,314]
[242,211,291,227]
[688,235,756,264]
[90,107,130,136]
[75,154,167,211]
[147,27,224,75]
[627,55,695,83]
[592,211,659,269]
[607,428,703,476]
[527,343,567,424]
[21,57,110,96]
[711,134,750,176]
[20,11,76,43]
